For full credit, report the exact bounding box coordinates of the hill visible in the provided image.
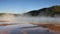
[24,5,60,17]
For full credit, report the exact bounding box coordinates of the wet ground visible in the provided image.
[0,24,60,34]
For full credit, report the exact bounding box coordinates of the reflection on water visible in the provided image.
[0,16,60,34]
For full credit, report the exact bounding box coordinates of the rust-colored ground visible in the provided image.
[31,22,60,31]
[0,24,11,26]
[39,24,60,31]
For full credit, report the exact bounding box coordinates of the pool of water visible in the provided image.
[0,16,60,24]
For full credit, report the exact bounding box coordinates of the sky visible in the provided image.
[0,0,60,14]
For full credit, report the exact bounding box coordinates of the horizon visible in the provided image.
[0,0,60,14]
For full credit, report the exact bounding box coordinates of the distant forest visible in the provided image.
[0,13,20,16]
[24,5,60,17]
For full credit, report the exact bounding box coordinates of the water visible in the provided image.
[0,16,60,34]
[15,16,60,24]
[0,16,60,24]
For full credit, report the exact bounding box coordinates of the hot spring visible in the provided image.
[0,15,60,24]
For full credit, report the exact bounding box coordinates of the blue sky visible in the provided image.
[0,0,60,14]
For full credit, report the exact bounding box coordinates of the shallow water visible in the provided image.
[0,16,60,34]
[0,16,60,24]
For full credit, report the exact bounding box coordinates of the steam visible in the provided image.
[1,13,16,24]
[0,14,60,25]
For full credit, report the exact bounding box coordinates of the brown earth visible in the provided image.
[0,24,12,26]
[30,22,60,31]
